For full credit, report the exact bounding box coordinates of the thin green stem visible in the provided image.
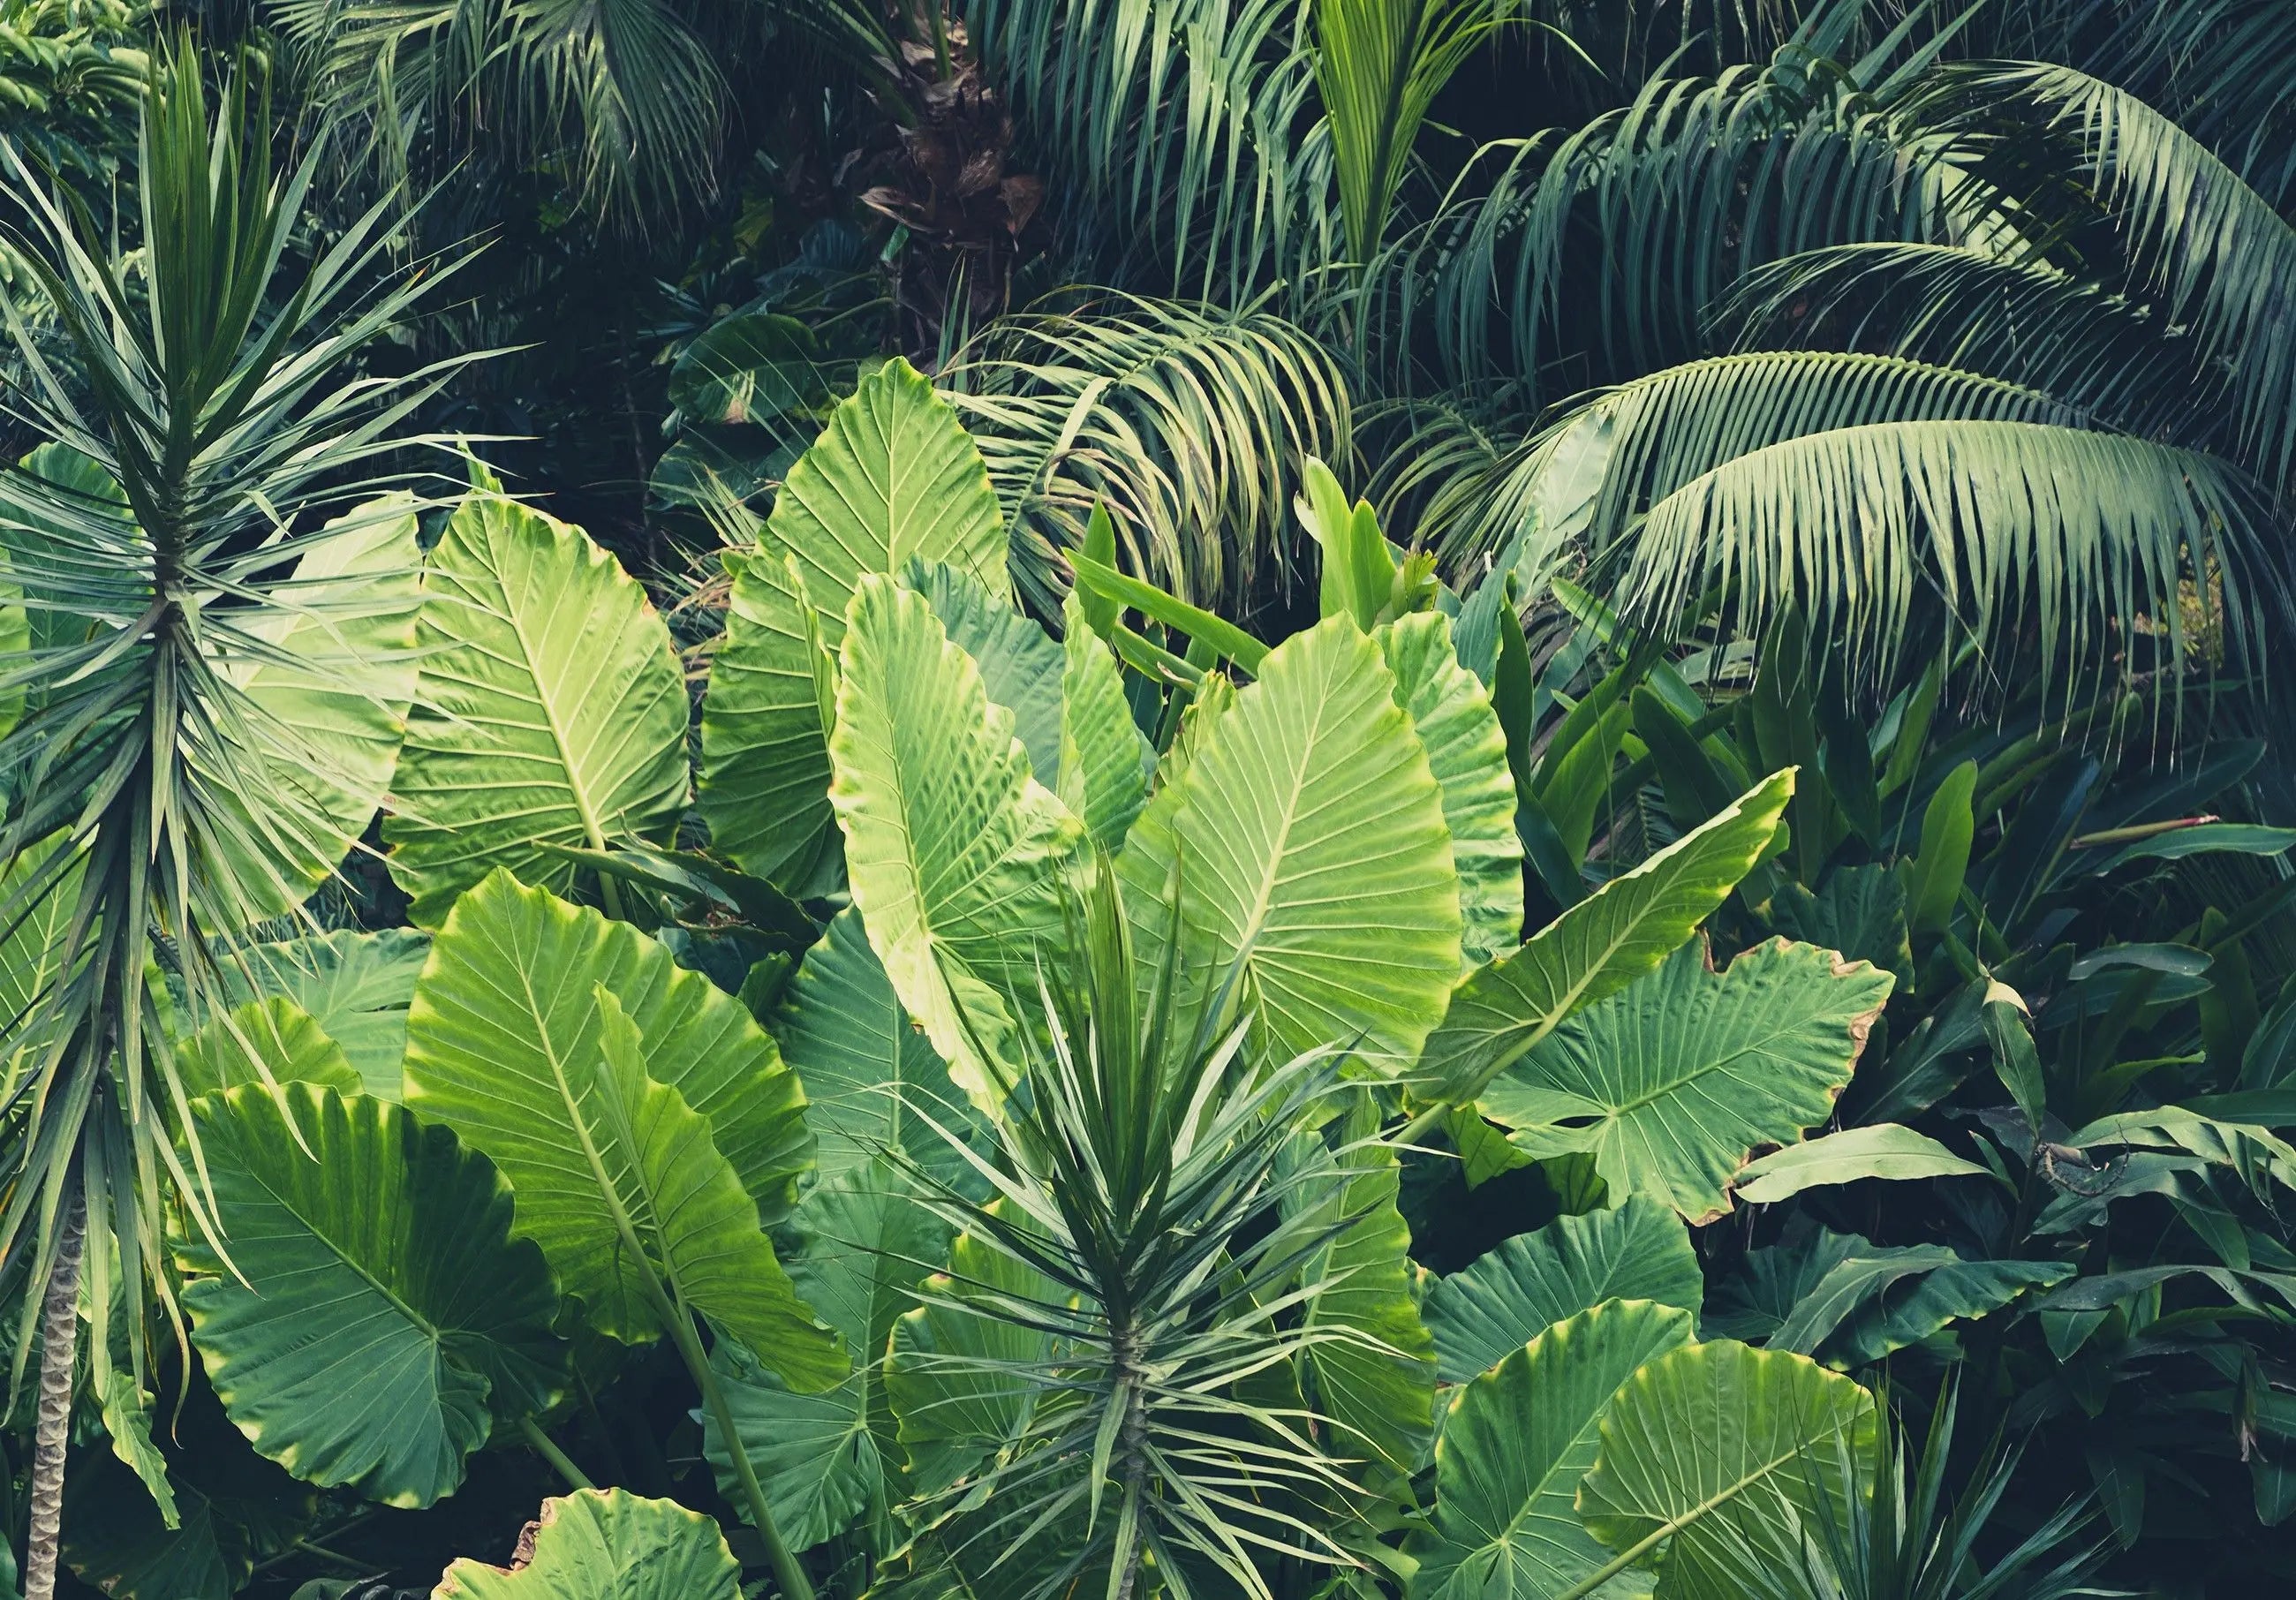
[518,1415,596,1492]
[661,1296,817,1600]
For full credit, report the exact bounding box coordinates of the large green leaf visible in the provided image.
[827,574,1081,1107]
[1381,611,1523,963]
[1731,1124,1989,1205]
[432,1490,741,1600]
[767,908,973,1192]
[699,358,1008,883]
[403,870,811,1227]
[1713,1228,2071,1367]
[668,312,826,426]
[0,830,83,1083]
[385,493,690,926]
[578,987,846,1385]
[176,997,361,1099]
[217,929,429,1096]
[904,558,1063,787]
[1056,589,1152,851]
[177,1084,566,1508]
[701,1166,950,1551]
[1573,1341,1877,1600]
[1410,1300,1696,1600]
[1416,770,1795,1105]
[205,494,421,924]
[1424,1198,1703,1385]
[1119,616,1462,1071]
[1483,937,1893,1223]
[1294,1143,1438,1485]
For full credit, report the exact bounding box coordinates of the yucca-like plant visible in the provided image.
[880,860,1423,1599]
[0,42,475,1596]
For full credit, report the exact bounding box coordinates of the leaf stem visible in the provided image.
[517,1415,596,1491]
[661,1298,817,1600]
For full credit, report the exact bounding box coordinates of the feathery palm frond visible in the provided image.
[940,291,1351,612]
[267,0,761,227]
[1913,62,2296,494]
[2068,0,2296,208]
[1312,0,1521,267]
[1370,52,1963,401]
[963,0,1338,303]
[0,42,480,1398]
[1610,419,2286,697]
[1715,242,2216,448]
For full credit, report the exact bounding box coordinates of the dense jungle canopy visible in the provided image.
[0,2,2292,1597]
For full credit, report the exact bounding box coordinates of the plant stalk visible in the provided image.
[517,1415,596,1491]
[24,1185,87,1600]
[661,1300,816,1600]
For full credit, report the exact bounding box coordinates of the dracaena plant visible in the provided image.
[0,40,474,1596]
[875,859,1427,1598]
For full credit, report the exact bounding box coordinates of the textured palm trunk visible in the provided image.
[23,1188,87,1600]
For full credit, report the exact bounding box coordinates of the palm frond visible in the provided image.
[1611,418,2286,697]
[2071,0,2296,208]
[1368,51,1970,401]
[940,291,1352,613]
[963,0,1339,302]
[1914,63,2296,496]
[1388,351,2081,576]
[1715,241,2217,449]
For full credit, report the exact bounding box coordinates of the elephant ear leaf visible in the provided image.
[700,358,1008,885]
[176,996,362,1100]
[218,929,428,1097]
[1409,1299,1695,1600]
[1482,937,1892,1223]
[1416,768,1795,1106]
[1380,610,1523,964]
[385,493,690,927]
[1118,616,1462,1071]
[176,1083,567,1509]
[1058,588,1152,850]
[403,870,812,1234]
[1423,1196,1702,1384]
[827,574,1080,1109]
[1569,1340,1877,1600]
[579,985,847,1388]
[433,1489,741,1600]
[206,494,422,925]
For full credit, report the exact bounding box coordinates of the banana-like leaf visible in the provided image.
[432,1489,741,1599]
[1410,1300,1696,1600]
[701,1165,950,1552]
[177,1083,567,1508]
[176,997,361,1099]
[402,872,814,1341]
[1572,1340,1877,1600]
[1381,611,1523,963]
[578,987,844,1384]
[100,1371,177,1529]
[216,929,429,1095]
[1057,589,1153,850]
[1732,1124,1989,1205]
[1119,616,1461,1072]
[767,909,975,1193]
[828,575,1081,1108]
[1424,1197,1703,1385]
[1416,770,1794,1105]
[203,495,422,924]
[386,493,690,926]
[1483,937,1892,1223]
[699,358,1008,883]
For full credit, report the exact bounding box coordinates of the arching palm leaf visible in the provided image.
[1612,419,2286,694]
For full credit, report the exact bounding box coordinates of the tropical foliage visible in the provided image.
[0,3,2292,1599]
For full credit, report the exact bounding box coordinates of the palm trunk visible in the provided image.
[23,1188,86,1600]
